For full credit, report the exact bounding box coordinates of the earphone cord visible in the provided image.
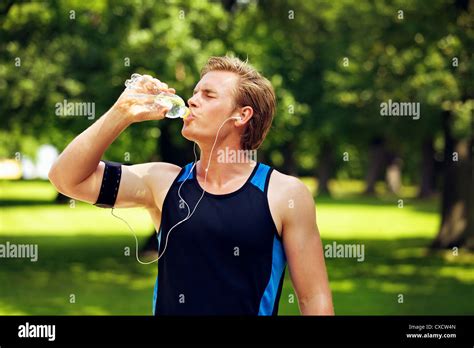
[110,116,238,265]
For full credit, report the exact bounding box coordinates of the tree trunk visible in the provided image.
[221,0,237,12]
[432,111,474,250]
[418,137,436,198]
[385,153,403,195]
[159,121,175,163]
[364,137,386,195]
[281,141,298,176]
[317,141,334,196]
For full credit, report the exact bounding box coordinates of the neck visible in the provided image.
[195,141,256,188]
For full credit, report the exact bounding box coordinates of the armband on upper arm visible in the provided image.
[94,160,122,208]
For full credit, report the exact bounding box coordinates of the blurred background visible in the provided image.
[0,0,473,315]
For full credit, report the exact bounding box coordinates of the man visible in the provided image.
[48,56,334,316]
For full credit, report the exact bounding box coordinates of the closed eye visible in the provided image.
[192,89,217,98]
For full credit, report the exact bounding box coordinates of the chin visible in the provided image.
[181,125,197,142]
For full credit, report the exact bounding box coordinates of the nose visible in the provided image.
[187,94,199,108]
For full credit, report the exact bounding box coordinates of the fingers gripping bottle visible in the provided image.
[124,73,190,119]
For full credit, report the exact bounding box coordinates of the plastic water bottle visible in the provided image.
[152,92,190,119]
[124,73,190,119]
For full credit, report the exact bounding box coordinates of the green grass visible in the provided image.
[1,179,473,315]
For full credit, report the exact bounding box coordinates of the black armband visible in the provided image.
[94,160,122,208]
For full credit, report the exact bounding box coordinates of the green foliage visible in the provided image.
[0,0,472,178]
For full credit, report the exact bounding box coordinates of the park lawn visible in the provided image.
[1,180,473,315]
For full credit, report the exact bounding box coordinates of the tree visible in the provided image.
[431,0,473,250]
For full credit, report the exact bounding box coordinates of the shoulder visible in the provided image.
[137,162,182,211]
[147,161,182,177]
[149,161,182,185]
[268,169,313,202]
[267,168,315,236]
[129,161,181,186]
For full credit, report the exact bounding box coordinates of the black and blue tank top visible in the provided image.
[153,161,287,315]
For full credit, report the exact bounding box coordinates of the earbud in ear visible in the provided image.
[232,116,242,121]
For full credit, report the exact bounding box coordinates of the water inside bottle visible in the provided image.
[124,73,190,119]
[154,93,190,119]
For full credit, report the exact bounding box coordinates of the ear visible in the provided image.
[236,106,253,125]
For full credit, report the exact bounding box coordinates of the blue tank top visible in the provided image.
[153,162,287,315]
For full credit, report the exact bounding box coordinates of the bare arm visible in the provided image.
[48,76,179,209]
[281,178,334,315]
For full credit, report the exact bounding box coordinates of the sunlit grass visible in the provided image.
[1,179,473,315]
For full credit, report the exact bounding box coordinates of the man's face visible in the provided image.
[182,70,241,144]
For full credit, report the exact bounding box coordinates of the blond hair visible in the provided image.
[200,56,276,150]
